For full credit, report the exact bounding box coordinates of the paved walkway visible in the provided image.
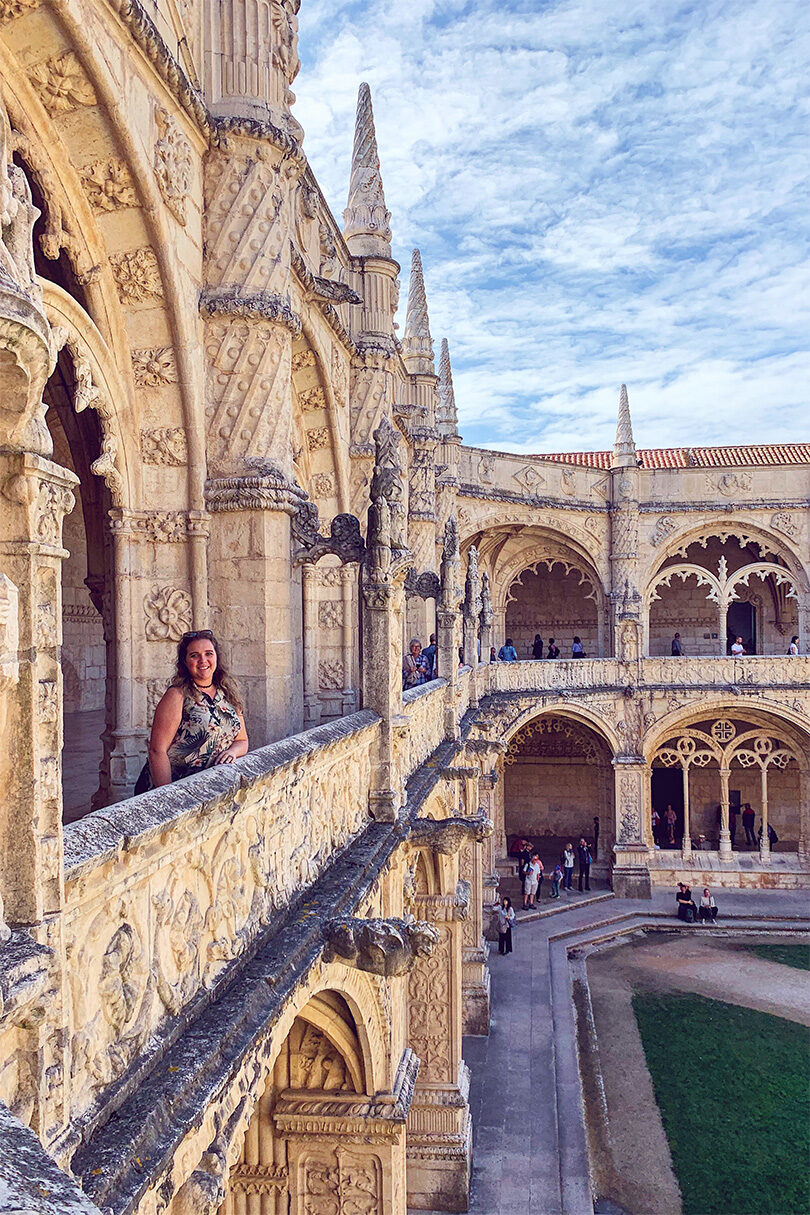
[460,888,810,1215]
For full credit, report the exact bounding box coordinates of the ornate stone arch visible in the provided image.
[644,699,810,767]
[643,519,810,593]
[292,324,348,516]
[499,700,621,759]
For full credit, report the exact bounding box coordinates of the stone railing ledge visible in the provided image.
[64,710,380,876]
[402,676,447,705]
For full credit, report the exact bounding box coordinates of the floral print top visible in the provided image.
[166,686,241,780]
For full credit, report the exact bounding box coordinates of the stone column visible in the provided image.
[341,565,357,715]
[461,546,481,709]
[718,766,732,858]
[302,562,320,727]
[459,773,490,1036]
[437,518,461,741]
[612,759,652,898]
[406,886,471,1211]
[759,764,770,859]
[479,571,493,663]
[207,470,305,745]
[682,763,692,859]
[798,768,809,864]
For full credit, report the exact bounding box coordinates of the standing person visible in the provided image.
[547,638,560,659]
[664,804,677,847]
[788,635,800,655]
[403,638,429,689]
[562,843,575,890]
[577,837,592,892]
[421,633,437,679]
[651,807,661,847]
[550,863,562,899]
[532,634,544,659]
[741,803,757,846]
[593,815,600,861]
[671,632,684,656]
[698,888,718,923]
[518,841,533,888]
[489,645,497,662]
[729,803,739,848]
[524,854,543,909]
[141,630,248,791]
[571,636,585,658]
[731,635,745,657]
[758,821,779,848]
[498,638,518,662]
[497,897,515,955]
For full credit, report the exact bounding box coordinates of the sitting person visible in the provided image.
[676,882,698,923]
[698,888,718,923]
[139,629,248,791]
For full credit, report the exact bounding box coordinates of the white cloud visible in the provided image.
[295,0,810,452]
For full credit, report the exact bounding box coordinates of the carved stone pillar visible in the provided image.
[759,764,770,859]
[361,420,410,820]
[476,768,499,907]
[459,773,490,1036]
[437,519,460,741]
[407,427,439,645]
[718,766,732,859]
[798,768,810,864]
[612,759,652,898]
[682,763,692,859]
[302,562,320,727]
[341,565,358,715]
[207,469,305,745]
[406,887,471,1212]
[204,0,303,135]
[479,571,493,663]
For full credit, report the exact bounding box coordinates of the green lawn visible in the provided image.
[739,942,810,972]
[632,992,810,1215]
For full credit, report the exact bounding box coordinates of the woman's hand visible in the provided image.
[214,717,248,766]
[213,745,240,765]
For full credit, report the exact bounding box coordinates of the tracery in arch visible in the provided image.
[646,532,802,657]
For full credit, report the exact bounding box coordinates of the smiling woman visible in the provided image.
[138,631,249,791]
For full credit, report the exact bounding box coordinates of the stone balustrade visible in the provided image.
[60,712,379,1128]
[484,655,810,697]
[401,678,448,777]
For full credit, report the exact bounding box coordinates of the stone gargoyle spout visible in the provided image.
[408,815,494,855]
[322,916,439,977]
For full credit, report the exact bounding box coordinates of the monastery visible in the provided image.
[0,0,808,1210]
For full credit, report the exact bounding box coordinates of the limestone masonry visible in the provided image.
[0,1,807,1211]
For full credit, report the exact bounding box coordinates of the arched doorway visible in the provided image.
[219,990,395,1213]
[503,714,615,869]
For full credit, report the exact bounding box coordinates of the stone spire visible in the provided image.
[437,339,458,435]
[613,383,636,468]
[401,249,435,375]
[343,83,392,257]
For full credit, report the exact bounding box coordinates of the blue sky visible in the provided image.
[294,0,810,454]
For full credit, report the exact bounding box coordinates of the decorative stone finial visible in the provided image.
[343,83,392,257]
[437,338,458,435]
[613,383,636,467]
[401,249,434,375]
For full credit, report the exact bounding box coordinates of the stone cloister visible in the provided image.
[0,1,808,1212]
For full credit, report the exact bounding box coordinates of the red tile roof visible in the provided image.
[539,444,810,470]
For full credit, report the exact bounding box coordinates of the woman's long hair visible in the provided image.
[171,631,243,713]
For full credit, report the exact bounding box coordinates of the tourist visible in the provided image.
[593,814,600,860]
[758,822,779,847]
[729,802,738,848]
[550,863,562,898]
[676,882,697,923]
[562,842,575,890]
[518,841,533,885]
[489,645,497,662]
[788,635,799,655]
[742,803,757,846]
[571,636,585,658]
[577,837,592,892]
[731,635,745,657]
[139,630,247,792]
[403,638,429,689]
[664,804,677,847]
[547,637,560,659]
[422,633,437,679]
[651,807,661,847]
[496,896,515,955]
[698,887,718,923]
[532,633,544,659]
[498,637,518,661]
[671,632,684,656]
[524,854,543,909]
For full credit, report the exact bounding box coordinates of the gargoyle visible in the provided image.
[322,917,438,976]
